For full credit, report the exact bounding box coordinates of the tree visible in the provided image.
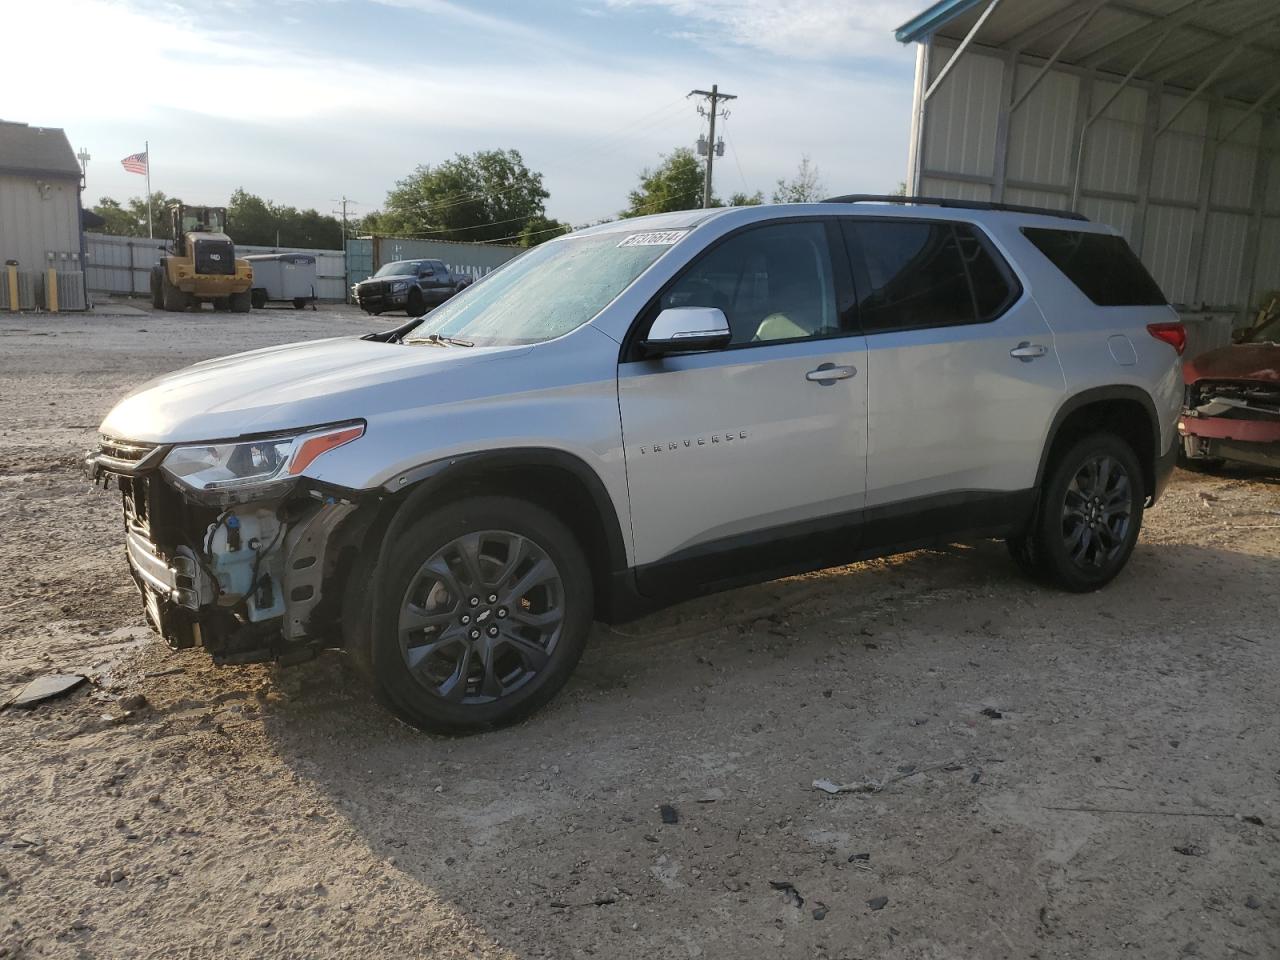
[517,215,571,247]
[891,180,908,197]
[90,191,181,238]
[226,189,344,248]
[727,191,763,206]
[90,197,142,236]
[622,148,711,217]
[772,155,826,204]
[373,149,550,243]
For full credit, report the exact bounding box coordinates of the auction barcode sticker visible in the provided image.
[617,230,688,247]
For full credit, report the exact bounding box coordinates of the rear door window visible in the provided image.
[1021,228,1166,306]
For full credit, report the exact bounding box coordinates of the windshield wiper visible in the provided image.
[417,333,475,348]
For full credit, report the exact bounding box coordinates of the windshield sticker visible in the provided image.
[617,230,688,247]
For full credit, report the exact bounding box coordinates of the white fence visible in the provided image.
[84,234,348,301]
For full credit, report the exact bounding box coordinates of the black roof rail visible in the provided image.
[822,194,1089,222]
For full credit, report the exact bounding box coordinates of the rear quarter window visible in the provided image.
[1022,228,1166,307]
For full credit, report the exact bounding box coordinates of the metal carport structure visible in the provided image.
[896,0,1280,321]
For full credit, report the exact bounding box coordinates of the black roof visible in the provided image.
[0,121,81,180]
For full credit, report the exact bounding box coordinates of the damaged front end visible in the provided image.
[85,424,372,665]
[1179,377,1280,469]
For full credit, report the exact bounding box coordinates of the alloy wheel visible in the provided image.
[1061,454,1132,569]
[398,530,564,704]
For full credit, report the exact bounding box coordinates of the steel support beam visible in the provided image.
[922,0,1004,102]
[1009,4,1104,113]
[1238,116,1273,319]
[1131,83,1163,257]
[1068,70,1097,211]
[1155,47,1249,136]
[991,48,1018,203]
[1217,76,1280,143]
[1187,108,1223,306]
[1081,0,1217,68]
[906,41,932,195]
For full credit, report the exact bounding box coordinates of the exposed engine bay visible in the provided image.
[87,436,367,665]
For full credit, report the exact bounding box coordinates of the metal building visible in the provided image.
[0,120,86,310]
[896,0,1280,323]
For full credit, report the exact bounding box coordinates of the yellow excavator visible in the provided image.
[150,204,253,312]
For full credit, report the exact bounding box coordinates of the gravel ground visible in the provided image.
[1,302,1277,960]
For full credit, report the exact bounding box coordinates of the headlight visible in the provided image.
[161,422,364,493]
[391,280,409,292]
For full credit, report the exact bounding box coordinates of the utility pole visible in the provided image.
[330,196,358,249]
[689,85,736,208]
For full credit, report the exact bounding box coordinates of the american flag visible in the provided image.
[121,151,148,175]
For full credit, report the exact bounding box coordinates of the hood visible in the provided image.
[358,274,414,285]
[98,337,530,443]
[1183,342,1280,384]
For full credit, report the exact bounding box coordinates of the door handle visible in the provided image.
[806,363,856,383]
[1010,342,1048,361]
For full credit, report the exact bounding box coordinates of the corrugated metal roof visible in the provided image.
[896,0,1280,108]
[0,121,80,180]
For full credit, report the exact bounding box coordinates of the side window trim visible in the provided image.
[620,216,861,363]
[840,216,1022,337]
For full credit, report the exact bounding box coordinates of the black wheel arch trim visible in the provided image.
[379,447,629,577]
[1034,384,1162,496]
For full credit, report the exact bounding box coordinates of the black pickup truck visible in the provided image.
[352,258,474,316]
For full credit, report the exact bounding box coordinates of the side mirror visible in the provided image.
[639,306,731,358]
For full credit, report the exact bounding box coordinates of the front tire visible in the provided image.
[150,267,164,309]
[370,496,593,733]
[160,272,188,312]
[406,288,424,317]
[229,290,252,313]
[1017,433,1144,592]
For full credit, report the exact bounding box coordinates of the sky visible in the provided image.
[3,0,923,230]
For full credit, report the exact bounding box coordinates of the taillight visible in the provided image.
[1147,322,1186,356]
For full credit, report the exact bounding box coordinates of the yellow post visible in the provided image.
[5,264,17,312]
[46,268,58,313]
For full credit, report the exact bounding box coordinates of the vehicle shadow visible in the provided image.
[258,538,1280,957]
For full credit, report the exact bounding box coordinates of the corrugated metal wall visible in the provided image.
[344,236,523,294]
[0,172,87,309]
[84,234,348,301]
[912,40,1280,317]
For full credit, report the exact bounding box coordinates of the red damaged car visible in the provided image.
[1179,310,1280,470]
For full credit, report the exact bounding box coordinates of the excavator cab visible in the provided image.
[150,203,253,312]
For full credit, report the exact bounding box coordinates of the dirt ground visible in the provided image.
[1,300,1277,960]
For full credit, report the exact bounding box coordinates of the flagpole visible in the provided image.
[145,140,153,239]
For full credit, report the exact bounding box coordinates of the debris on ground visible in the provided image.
[811,903,828,920]
[980,707,1004,719]
[1242,815,1264,826]
[769,881,804,909]
[867,895,889,911]
[1245,895,1262,910]
[1173,844,1206,857]
[4,673,87,709]
[848,852,871,862]
[813,778,876,795]
[659,804,679,824]
[118,693,148,712]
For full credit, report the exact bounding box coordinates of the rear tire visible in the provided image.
[251,289,268,309]
[368,496,593,734]
[229,290,252,313]
[160,272,188,312]
[1016,433,1145,592]
[406,288,424,317]
[150,267,164,309]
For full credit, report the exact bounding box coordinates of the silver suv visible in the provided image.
[87,198,1184,732]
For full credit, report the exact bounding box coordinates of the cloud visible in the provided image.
[4,0,916,226]
[601,0,919,60]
